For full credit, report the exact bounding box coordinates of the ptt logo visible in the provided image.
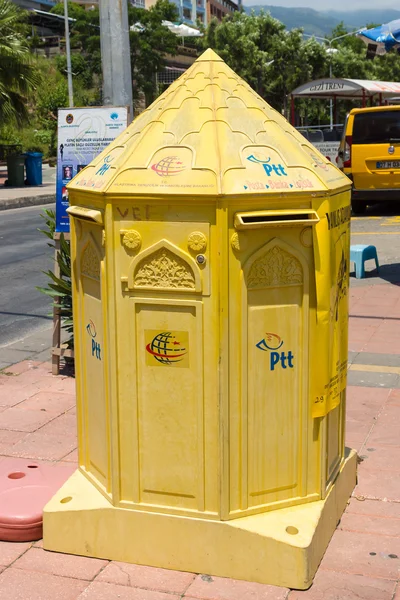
[247,154,288,177]
[311,153,329,171]
[146,331,187,365]
[86,320,101,360]
[151,156,186,177]
[256,333,294,371]
[96,155,113,176]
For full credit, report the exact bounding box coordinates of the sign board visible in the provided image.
[311,192,350,418]
[291,78,361,98]
[313,141,340,165]
[56,107,128,232]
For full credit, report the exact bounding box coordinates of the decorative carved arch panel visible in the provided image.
[127,239,202,293]
[81,235,101,281]
[245,243,303,289]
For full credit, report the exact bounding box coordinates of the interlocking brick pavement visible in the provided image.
[0,280,399,599]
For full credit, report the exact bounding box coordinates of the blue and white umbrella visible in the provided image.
[130,20,203,37]
[358,20,400,56]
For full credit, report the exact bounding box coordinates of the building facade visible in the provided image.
[145,0,206,27]
[12,0,217,27]
[207,0,238,22]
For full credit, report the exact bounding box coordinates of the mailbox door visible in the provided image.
[227,211,319,517]
[114,214,219,519]
[72,218,110,493]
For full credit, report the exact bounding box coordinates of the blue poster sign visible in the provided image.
[56,107,128,232]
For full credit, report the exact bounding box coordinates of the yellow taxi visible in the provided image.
[337,105,400,214]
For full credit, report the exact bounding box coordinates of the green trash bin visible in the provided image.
[6,154,25,187]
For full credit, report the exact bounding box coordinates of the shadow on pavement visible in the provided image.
[354,201,400,217]
[60,360,75,378]
[350,262,400,285]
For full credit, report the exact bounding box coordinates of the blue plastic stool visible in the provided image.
[350,245,379,279]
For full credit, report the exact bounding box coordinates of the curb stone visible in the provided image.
[0,194,55,211]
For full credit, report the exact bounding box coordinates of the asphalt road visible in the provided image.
[0,199,399,350]
[0,204,54,347]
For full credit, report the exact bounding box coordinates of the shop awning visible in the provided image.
[291,78,400,100]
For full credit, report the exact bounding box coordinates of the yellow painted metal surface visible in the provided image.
[311,192,351,418]
[68,48,349,198]
[44,450,357,589]
[44,49,355,588]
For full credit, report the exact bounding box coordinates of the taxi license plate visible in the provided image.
[376,161,400,169]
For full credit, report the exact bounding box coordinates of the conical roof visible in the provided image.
[69,49,350,197]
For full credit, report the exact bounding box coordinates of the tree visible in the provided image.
[374,51,400,83]
[201,10,329,113]
[328,22,365,54]
[128,0,179,106]
[51,0,179,108]
[56,53,94,89]
[50,1,101,86]
[0,0,39,123]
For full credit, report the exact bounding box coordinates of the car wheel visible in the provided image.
[352,200,367,215]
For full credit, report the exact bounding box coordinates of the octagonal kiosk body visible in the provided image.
[43,49,356,589]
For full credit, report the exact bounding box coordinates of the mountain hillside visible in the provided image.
[244,5,400,36]
[326,9,400,29]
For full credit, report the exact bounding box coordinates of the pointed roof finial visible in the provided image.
[195,48,224,62]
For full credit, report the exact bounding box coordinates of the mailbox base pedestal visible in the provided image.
[43,449,356,590]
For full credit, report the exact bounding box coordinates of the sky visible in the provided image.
[242,0,398,10]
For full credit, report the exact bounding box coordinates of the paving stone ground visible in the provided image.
[0,282,399,599]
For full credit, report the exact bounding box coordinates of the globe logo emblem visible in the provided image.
[311,153,329,171]
[151,156,186,177]
[146,332,187,365]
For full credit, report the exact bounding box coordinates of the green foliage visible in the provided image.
[202,11,276,97]
[51,2,101,86]
[51,1,87,21]
[0,125,53,154]
[3,0,400,141]
[327,22,365,54]
[37,73,68,126]
[55,54,92,88]
[201,11,328,113]
[37,209,73,350]
[374,51,400,83]
[200,10,400,125]
[51,0,179,108]
[128,0,180,106]
[0,0,40,124]
[331,46,373,80]
[150,0,179,22]
[33,129,53,147]
[33,59,68,156]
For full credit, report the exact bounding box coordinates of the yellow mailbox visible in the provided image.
[43,49,356,589]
